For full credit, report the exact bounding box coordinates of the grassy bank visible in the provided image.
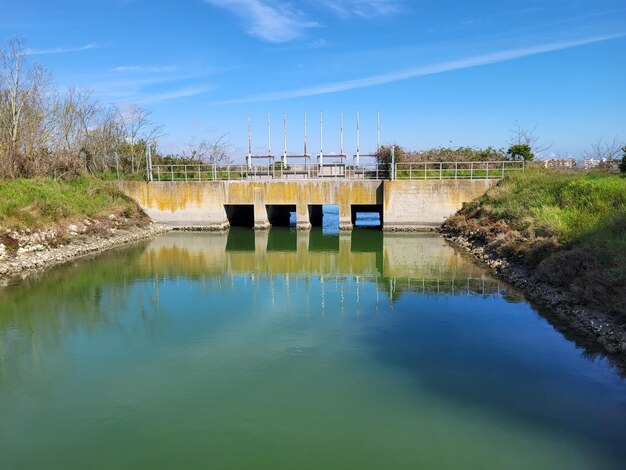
[443,170,626,317]
[0,177,147,231]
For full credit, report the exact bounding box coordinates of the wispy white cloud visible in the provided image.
[89,67,223,101]
[138,87,212,105]
[272,38,331,51]
[25,43,98,55]
[217,33,625,104]
[319,0,406,18]
[204,0,318,43]
[114,65,177,73]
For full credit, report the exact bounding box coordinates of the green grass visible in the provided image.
[0,177,145,230]
[451,169,626,314]
[473,170,626,249]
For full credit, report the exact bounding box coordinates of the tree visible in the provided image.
[507,143,534,162]
[0,37,53,177]
[584,137,622,161]
[619,146,626,174]
[118,104,164,174]
[83,105,125,173]
[508,122,551,157]
[54,85,98,155]
[185,133,232,165]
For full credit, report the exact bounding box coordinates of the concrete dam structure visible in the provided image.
[120,179,499,231]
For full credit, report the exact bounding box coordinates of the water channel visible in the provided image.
[1,220,625,468]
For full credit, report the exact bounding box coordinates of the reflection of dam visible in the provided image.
[0,230,513,389]
[139,230,502,297]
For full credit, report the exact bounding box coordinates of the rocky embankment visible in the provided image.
[0,216,171,280]
[439,226,626,362]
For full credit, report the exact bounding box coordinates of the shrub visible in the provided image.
[524,238,558,267]
[536,247,601,288]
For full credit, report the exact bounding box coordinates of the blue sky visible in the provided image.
[2,0,625,159]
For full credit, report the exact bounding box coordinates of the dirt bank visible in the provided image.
[0,217,171,280]
[439,225,626,364]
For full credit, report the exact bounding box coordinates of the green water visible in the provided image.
[1,229,625,469]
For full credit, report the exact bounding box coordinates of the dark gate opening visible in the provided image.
[267,204,296,227]
[308,205,324,227]
[225,204,254,228]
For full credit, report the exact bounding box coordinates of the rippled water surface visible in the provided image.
[1,225,625,469]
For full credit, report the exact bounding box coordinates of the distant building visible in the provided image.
[583,158,619,171]
[541,158,577,170]
[583,158,601,169]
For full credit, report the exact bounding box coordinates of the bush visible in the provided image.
[507,144,534,161]
[536,247,601,288]
[524,238,558,267]
[448,169,626,315]
[376,145,508,164]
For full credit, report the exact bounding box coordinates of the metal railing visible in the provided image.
[394,161,524,180]
[151,161,523,182]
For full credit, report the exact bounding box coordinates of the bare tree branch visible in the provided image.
[185,133,232,165]
[508,121,552,156]
[583,137,623,161]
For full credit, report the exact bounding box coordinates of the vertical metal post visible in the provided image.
[146,145,153,182]
[486,161,489,179]
[319,111,324,166]
[340,112,344,158]
[283,112,288,167]
[439,162,442,180]
[391,145,395,180]
[115,152,120,181]
[247,114,252,169]
[356,111,360,166]
[304,111,308,158]
[502,160,505,178]
[377,111,380,152]
[267,112,271,157]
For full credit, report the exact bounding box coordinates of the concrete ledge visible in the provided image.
[172,224,230,232]
[383,224,438,232]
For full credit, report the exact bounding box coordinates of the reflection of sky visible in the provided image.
[1,232,626,469]
[288,205,380,232]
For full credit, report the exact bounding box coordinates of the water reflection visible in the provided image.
[1,229,625,469]
[143,228,498,282]
[0,230,511,395]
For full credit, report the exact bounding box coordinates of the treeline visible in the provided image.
[0,38,166,178]
[376,145,511,164]
[0,37,232,180]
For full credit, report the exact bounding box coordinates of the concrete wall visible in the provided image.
[119,179,498,231]
[120,180,382,230]
[119,181,230,229]
[382,179,499,230]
